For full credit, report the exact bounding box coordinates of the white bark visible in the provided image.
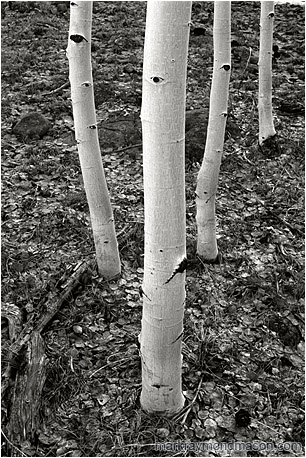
[195,1,231,261]
[67,1,121,279]
[140,0,191,415]
[258,1,276,145]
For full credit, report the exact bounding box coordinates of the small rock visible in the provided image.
[124,63,135,74]
[12,112,51,139]
[73,325,83,334]
[185,108,240,163]
[56,2,69,13]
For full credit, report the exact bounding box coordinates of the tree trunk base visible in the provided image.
[197,251,222,265]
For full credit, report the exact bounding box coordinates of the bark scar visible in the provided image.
[70,34,88,43]
[164,257,187,284]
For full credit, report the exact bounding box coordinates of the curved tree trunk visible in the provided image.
[195,1,231,261]
[67,1,121,279]
[140,0,191,415]
[258,1,276,145]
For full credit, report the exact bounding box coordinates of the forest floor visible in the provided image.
[1,1,305,457]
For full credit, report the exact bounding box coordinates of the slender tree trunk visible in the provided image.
[140,0,191,415]
[258,1,276,145]
[195,1,231,261]
[67,1,121,279]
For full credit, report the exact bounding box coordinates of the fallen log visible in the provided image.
[2,258,94,455]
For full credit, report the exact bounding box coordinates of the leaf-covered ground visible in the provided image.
[1,1,305,457]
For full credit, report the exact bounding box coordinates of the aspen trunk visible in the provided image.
[67,1,121,279]
[140,0,191,415]
[195,1,231,261]
[258,1,276,145]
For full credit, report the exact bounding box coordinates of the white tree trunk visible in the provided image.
[195,1,231,261]
[67,1,121,279]
[258,1,276,145]
[140,0,191,415]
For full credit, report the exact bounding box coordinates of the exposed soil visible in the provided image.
[1,1,305,457]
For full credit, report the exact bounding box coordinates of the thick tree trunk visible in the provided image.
[258,1,276,145]
[195,1,231,261]
[140,0,191,415]
[67,1,121,279]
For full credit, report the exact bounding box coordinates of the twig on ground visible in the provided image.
[101,142,142,154]
[41,81,70,96]
[1,429,27,457]
[172,377,203,424]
